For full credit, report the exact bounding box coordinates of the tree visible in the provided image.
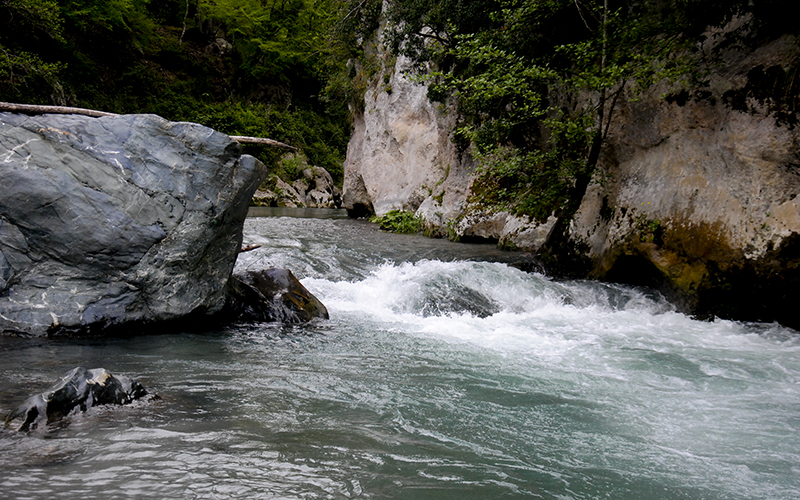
[0,0,65,102]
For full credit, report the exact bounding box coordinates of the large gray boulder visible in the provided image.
[0,112,268,336]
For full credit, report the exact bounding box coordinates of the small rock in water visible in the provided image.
[4,367,148,432]
[225,268,329,323]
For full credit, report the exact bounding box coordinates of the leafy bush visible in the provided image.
[370,210,423,234]
[190,102,348,184]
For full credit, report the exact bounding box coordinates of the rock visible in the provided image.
[0,112,268,336]
[342,48,471,220]
[252,154,341,209]
[296,166,342,208]
[224,268,329,323]
[565,32,800,326]
[4,367,148,432]
[253,175,305,208]
[207,37,233,56]
[342,172,374,218]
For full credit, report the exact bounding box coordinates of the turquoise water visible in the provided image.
[1,213,799,499]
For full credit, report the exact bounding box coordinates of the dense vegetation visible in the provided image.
[2,0,794,199]
[0,0,353,182]
[370,210,423,234]
[335,0,794,225]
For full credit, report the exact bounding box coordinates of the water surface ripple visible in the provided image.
[1,213,798,499]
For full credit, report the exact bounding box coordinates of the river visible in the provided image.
[1,209,799,499]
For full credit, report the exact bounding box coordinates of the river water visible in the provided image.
[1,209,799,499]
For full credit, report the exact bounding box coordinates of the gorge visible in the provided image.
[342,11,800,329]
[1,1,799,498]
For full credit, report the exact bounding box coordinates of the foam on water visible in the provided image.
[1,215,798,499]
[298,256,800,499]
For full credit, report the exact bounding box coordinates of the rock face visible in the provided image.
[0,112,268,336]
[4,367,148,432]
[341,44,550,249]
[342,51,473,223]
[225,268,329,323]
[570,33,800,326]
[253,155,341,209]
[343,26,800,327]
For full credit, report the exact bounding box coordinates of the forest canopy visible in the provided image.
[0,0,352,182]
[1,0,795,192]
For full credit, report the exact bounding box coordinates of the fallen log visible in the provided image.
[230,135,297,150]
[0,101,115,117]
[239,244,262,253]
[0,101,296,149]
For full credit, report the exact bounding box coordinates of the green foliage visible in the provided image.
[195,0,335,84]
[273,152,309,182]
[636,215,663,244]
[470,144,574,222]
[62,0,142,32]
[370,210,423,234]
[189,102,348,183]
[0,0,66,100]
[0,0,350,187]
[381,0,782,222]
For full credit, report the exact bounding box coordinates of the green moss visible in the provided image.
[636,215,662,243]
[499,239,519,251]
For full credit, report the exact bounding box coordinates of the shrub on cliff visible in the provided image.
[370,210,423,234]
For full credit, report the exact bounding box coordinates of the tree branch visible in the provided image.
[229,135,297,150]
[416,29,451,47]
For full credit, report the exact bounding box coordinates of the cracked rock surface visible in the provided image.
[0,112,267,336]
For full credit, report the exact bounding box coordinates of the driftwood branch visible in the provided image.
[239,244,262,253]
[0,101,116,117]
[230,135,297,150]
[0,101,296,150]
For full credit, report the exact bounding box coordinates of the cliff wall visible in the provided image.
[342,26,800,328]
[342,51,473,221]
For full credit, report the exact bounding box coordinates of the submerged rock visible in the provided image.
[0,112,268,336]
[4,367,148,432]
[416,281,499,318]
[225,268,329,323]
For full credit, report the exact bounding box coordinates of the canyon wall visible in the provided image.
[342,27,800,328]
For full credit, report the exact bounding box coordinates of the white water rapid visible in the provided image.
[1,210,798,499]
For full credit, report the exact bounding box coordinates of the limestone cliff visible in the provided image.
[342,51,473,221]
[343,25,800,328]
